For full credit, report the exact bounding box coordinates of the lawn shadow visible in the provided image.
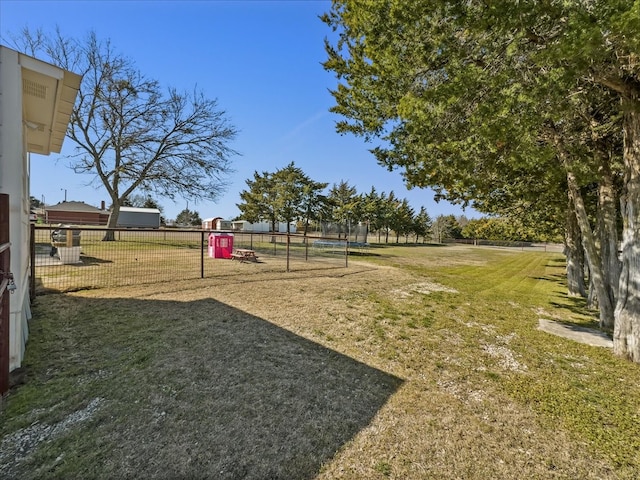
[549,294,600,327]
[77,254,113,265]
[371,242,448,248]
[5,295,403,480]
[529,273,567,291]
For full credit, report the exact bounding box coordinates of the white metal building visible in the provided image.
[231,220,297,233]
[117,207,161,228]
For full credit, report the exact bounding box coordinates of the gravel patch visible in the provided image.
[0,397,104,475]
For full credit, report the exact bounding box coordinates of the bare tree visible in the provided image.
[13,28,238,240]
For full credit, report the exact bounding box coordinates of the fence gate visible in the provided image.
[0,193,11,395]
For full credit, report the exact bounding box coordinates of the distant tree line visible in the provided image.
[235,162,556,244]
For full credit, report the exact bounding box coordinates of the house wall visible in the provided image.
[46,211,109,225]
[216,220,232,230]
[0,47,32,370]
[0,47,80,374]
[231,221,269,232]
[202,219,214,230]
[202,217,221,230]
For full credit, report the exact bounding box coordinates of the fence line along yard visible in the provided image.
[32,225,556,294]
[32,226,356,294]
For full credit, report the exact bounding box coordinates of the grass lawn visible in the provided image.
[1,244,638,479]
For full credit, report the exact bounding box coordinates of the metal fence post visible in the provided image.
[286,233,290,272]
[200,230,205,279]
[345,239,349,268]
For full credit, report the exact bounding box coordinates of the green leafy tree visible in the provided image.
[327,180,359,239]
[238,170,279,232]
[360,187,383,243]
[389,198,415,243]
[432,215,461,244]
[322,0,640,361]
[412,206,432,243]
[14,28,238,241]
[271,163,305,235]
[462,217,529,242]
[379,191,399,243]
[238,163,327,235]
[300,181,330,238]
[175,209,201,227]
[30,196,44,209]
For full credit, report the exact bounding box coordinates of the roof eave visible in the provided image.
[20,53,82,155]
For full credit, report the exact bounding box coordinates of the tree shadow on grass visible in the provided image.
[549,293,598,320]
[3,296,403,480]
[77,254,113,266]
[529,273,567,292]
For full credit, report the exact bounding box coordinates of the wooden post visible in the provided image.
[0,194,10,395]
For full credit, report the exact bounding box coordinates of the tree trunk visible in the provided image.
[103,202,120,241]
[597,158,622,306]
[558,145,615,328]
[587,271,598,310]
[303,218,310,240]
[565,204,586,297]
[270,218,277,243]
[614,101,640,362]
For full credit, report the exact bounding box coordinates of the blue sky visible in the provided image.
[1,0,476,222]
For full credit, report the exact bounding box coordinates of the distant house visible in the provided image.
[202,217,232,230]
[202,217,222,230]
[0,46,81,379]
[217,219,232,230]
[45,201,109,225]
[231,220,296,233]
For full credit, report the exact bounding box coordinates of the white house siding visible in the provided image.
[0,47,31,369]
[0,46,80,371]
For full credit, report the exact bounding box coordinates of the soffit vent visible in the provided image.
[23,78,47,99]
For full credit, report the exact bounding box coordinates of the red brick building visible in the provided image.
[45,201,109,225]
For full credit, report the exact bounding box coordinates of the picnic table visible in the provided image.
[230,248,259,262]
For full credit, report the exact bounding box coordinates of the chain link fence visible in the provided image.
[32,226,362,294]
[32,225,556,294]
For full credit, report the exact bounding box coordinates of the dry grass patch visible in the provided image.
[2,245,639,479]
